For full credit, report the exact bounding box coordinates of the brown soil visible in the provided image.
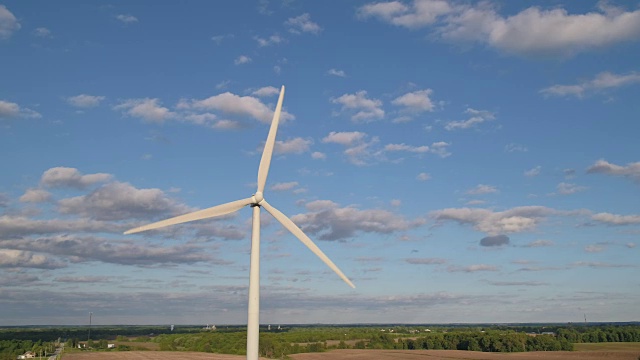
[289,349,640,360]
[62,351,267,360]
[61,348,640,360]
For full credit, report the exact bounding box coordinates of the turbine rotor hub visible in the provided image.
[253,191,264,204]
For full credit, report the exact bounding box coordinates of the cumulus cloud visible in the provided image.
[67,94,105,108]
[114,98,176,122]
[431,206,556,235]
[289,202,425,241]
[33,27,52,38]
[417,172,431,181]
[0,5,21,39]
[322,131,367,146]
[1,235,211,266]
[274,137,312,155]
[254,34,283,47]
[327,68,346,77]
[234,55,252,65]
[524,166,541,177]
[525,239,554,247]
[0,100,41,119]
[0,215,117,238]
[384,143,430,153]
[480,234,509,247]
[116,14,138,23]
[40,167,112,189]
[251,86,280,97]
[188,92,293,124]
[19,189,52,203]
[358,1,640,57]
[392,89,436,113]
[556,182,587,195]
[591,212,640,226]
[445,108,495,130]
[270,182,299,192]
[311,152,326,160]
[541,71,640,98]
[57,181,190,221]
[587,159,640,183]
[505,143,528,152]
[0,249,65,269]
[331,91,384,122]
[285,13,322,34]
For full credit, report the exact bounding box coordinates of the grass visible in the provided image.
[574,342,640,351]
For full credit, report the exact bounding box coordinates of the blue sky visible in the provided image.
[1,0,639,326]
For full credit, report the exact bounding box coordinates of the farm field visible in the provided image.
[61,343,640,360]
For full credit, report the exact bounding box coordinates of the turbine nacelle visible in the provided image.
[252,191,264,204]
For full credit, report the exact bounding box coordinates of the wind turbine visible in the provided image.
[124,85,355,360]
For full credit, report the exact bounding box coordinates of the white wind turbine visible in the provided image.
[124,85,355,360]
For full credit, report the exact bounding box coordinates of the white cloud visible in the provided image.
[0,5,20,39]
[234,55,252,65]
[211,34,233,44]
[0,100,41,119]
[541,71,640,98]
[40,167,112,189]
[19,189,52,203]
[67,94,105,108]
[525,239,554,247]
[57,181,190,221]
[254,34,283,47]
[0,249,64,269]
[322,131,367,146]
[384,143,430,153]
[431,206,556,235]
[524,166,541,177]
[114,98,176,122]
[285,13,322,34]
[33,27,51,38]
[271,182,299,192]
[466,184,498,195]
[556,182,587,195]
[417,172,431,181]
[251,86,280,97]
[587,159,640,183]
[116,14,138,23]
[392,89,435,113]
[291,202,425,241]
[358,0,452,28]
[332,91,384,122]
[505,143,528,153]
[274,137,312,155]
[429,141,451,158]
[359,1,640,57]
[327,68,346,77]
[311,152,326,160]
[445,108,495,130]
[591,212,640,226]
[627,242,636,248]
[189,92,293,124]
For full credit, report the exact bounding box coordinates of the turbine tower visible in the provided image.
[124,86,355,360]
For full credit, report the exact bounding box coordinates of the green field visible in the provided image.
[574,342,640,351]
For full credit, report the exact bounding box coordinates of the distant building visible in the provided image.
[17,351,35,359]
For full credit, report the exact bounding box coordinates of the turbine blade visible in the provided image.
[261,200,355,288]
[124,197,253,235]
[256,85,285,195]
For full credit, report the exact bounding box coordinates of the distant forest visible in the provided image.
[1,323,639,359]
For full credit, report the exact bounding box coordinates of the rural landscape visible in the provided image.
[2,323,640,359]
[2,0,639,360]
